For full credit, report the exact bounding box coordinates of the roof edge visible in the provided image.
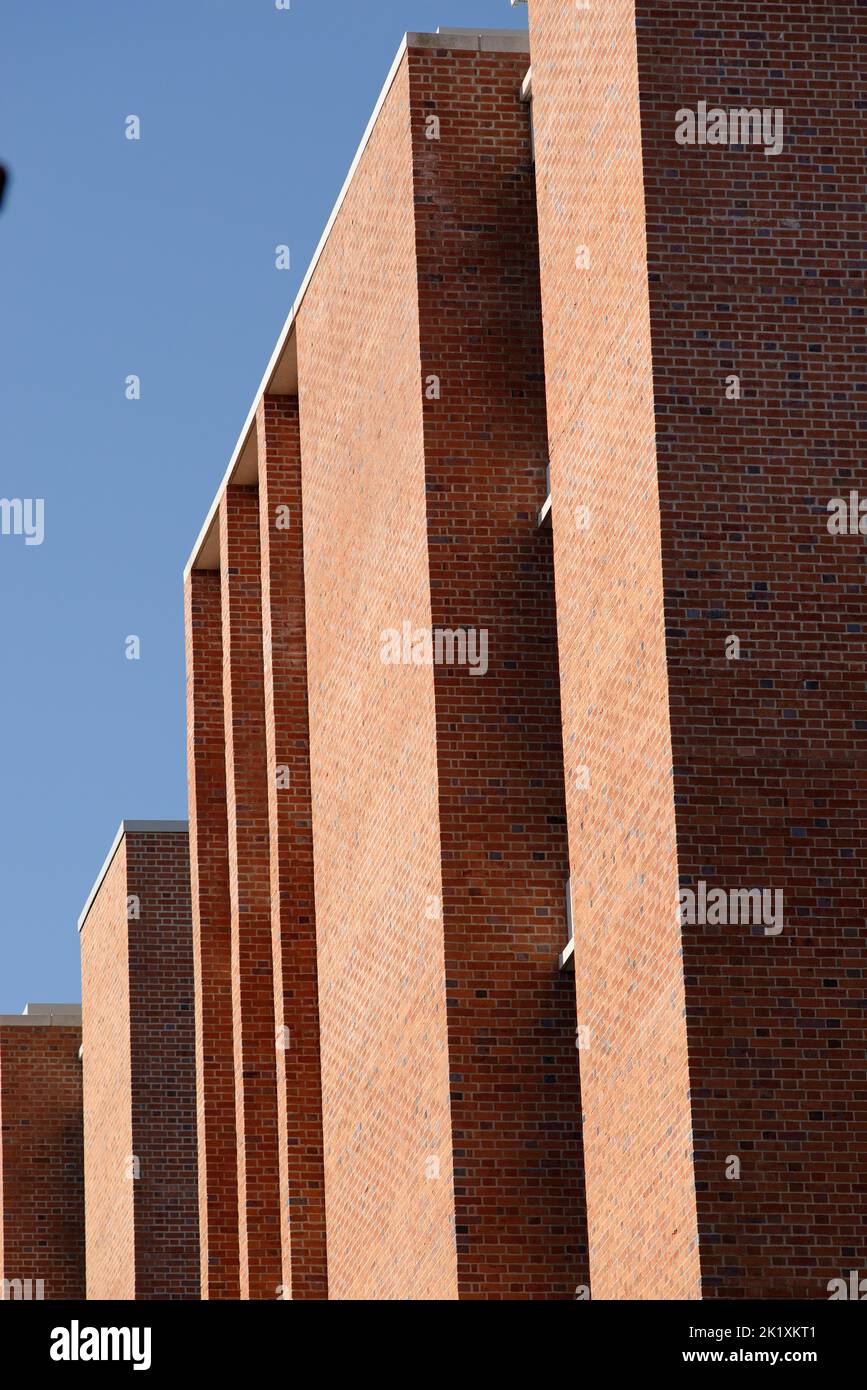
[182,26,530,580]
[77,820,189,934]
[0,1004,82,1029]
[183,31,411,579]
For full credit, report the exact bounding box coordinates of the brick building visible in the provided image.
[78,822,200,1299]
[1,9,861,1302]
[0,1004,85,1301]
[177,11,866,1300]
[185,26,587,1302]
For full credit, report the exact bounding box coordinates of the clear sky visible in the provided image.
[0,0,528,1012]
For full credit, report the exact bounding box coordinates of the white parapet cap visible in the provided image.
[76,820,189,935]
[0,1003,82,1028]
[183,26,530,580]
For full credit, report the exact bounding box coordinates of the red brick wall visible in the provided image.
[185,569,240,1299]
[633,0,867,1298]
[0,1023,84,1300]
[125,830,200,1299]
[219,486,283,1299]
[80,828,200,1299]
[256,395,328,1299]
[295,37,587,1299]
[80,841,136,1300]
[296,51,459,1301]
[530,0,867,1298]
[408,41,587,1299]
[527,0,701,1299]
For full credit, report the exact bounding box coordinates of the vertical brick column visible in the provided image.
[0,1010,85,1301]
[80,839,135,1299]
[527,0,701,1298]
[79,825,200,1299]
[530,0,867,1298]
[296,52,459,1301]
[295,34,587,1299]
[219,484,283,1299]
[185,570,240,1299]
[257,396,328,1299]
[408,41,587,1299]
[125,831,200,1299]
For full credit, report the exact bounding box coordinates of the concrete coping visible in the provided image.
[428,28,531,52]
[183,26,530,580]
[76,820,189,935]
[0,1003,82,1028]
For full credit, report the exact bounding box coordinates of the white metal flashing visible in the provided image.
[183,27,530,579]
[537,464,552,527]
[559,877,575,969]
[77,820,189,935]
[558,936,575,970]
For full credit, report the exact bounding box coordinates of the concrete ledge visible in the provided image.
[424,28,530,52]
[0,1003,82,1028]
[23,1002,82,1018]
[77,820,189,935]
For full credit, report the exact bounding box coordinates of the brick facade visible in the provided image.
[79,824,200,1299]
[220,486,284,1300]
[185,570,240,1298]
[0,1007,84,1301]
[528,0,866,1297]
[4,14,858,1303]
[295,48,458,1302]
[527,0,701,1301]
[639,0,866,1301]
[184,32,587,1301]
[408,42,587,1298]
[256,396,328,1300]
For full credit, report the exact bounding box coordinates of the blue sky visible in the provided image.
[0,0,527,1011]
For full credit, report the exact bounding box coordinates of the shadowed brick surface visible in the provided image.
[409,42,587,1299]
[257,395,328,1299]
[636,0,867,1300]
[0,1019,84,1300]
[185,569,240,1299]
[220,485,283,1300]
